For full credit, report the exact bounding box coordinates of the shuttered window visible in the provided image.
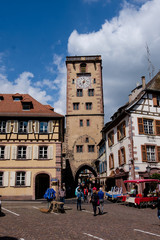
[109,153,114,169]
[153,94,160,107]
[0,172,3,186]
[0,146,5,159]
[108,130,114,147]
[16,172,25,186]
[138,118,153,135]
[117,121,126,141]
[118,147,126,166]
[141,145,160,162]
[0,121,6,133]
[156,120,160,136]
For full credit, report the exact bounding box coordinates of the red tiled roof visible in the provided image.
[0,94,63,118]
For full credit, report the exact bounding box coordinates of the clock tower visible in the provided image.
[64,56,104,191]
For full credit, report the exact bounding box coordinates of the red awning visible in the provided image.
[124,179,160,184]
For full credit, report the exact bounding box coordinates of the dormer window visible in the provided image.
[22,103,31,110]
[21,100,33,111]
[13,94,23,101]
[0,96,4,101]
[13,97,21,102]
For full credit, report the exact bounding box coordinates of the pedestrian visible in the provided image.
[98,187,104,215]
[84,187,88,203]
[90,187,99,216]
[76,188,83,211]
[157,193,160,220]
[43,186,56,208]
[59,187,66,203]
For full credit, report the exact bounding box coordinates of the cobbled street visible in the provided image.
[0,199,160,240]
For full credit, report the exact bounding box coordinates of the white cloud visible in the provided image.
[0,70,52,104]
[52,54,67,115]
[68,0,160,121]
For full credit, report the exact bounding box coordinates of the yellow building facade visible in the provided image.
[0,94,64,200]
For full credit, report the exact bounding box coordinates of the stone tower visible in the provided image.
[64,56,104,188]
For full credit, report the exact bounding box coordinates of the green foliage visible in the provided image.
[150,173,160,180]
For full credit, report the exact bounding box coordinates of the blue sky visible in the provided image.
[0,0,160,122]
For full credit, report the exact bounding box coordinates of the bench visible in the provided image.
[51,201,65,213]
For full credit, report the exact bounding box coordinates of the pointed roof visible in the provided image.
[103,71,160,132]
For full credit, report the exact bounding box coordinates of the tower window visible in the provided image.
[88,145,95,152]
[76,145,83,153]
[72,79,75,84]
[77,89,83,97]
[80,120,83,127]
[80,63,86,73]
[73,103,79,110]
[93,78,96,83]
[86,137,89,143]
[86,102,92,110]
[86,119,90,126]
[88,89,94,96]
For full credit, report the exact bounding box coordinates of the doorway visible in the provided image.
[35,173,50,199]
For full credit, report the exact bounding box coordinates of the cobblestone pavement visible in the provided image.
[0,199,160,240]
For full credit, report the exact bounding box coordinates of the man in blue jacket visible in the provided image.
[98,187,104,215]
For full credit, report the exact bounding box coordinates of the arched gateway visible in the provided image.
[75,164,97,187]
[64,56,104,197]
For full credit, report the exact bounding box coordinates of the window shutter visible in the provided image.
[12,146,17,160]
[141,145,147,162]
[26,146,32,160]
[3,172,9,187]
[28,121,33,133]
[48,121,53,133]
[34,121,39,133]
[157,146,160,162]
[156,120,160,136]
[10,171,15,186]
[13,120,18,133]
[153,94,157,106]
[109,155,111,169]
[5,146,10,160]
[26,171,31,186]
[48,146,53,159]
[33,146,38,159]
[112,154,114,168]
[123,122,126,137]
[138,118,144,134]
[118,150,121,165]
[117,128,120,141]
[6,121,11,133]
[123,147,126,164]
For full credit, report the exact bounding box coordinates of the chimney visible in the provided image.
[141,76,146,89]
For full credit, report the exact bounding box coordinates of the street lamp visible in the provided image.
[146,165,151,178]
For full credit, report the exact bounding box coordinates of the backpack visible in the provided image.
[44,188,56,201]
[77,192,82,200]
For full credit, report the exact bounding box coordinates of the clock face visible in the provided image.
[77,76,91,89]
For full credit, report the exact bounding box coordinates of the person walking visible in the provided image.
[90,187,99,216]
[76,188,83,211]
[59,187,66,203]
[98,187,104,215]
[84,187,88,203]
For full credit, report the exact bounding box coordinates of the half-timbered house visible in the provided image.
[102,72,160,191]
[0,94,64,200]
